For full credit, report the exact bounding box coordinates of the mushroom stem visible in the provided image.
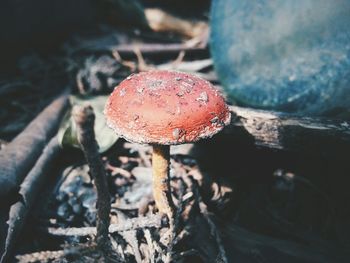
[152,144,174,219]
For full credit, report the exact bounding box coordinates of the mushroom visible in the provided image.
[104,70,231,220]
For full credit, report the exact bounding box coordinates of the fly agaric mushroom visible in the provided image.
[104,70,231,219]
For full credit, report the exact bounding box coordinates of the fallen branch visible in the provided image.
[225,105,350,154]
[0,91,69,197]
[46,214,163,237]
[0,137,61,263]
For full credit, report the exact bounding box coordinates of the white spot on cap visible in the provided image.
[196,92,208,103]
[176,105,181,115]
[120,88,126,96]
[137,87,144,93]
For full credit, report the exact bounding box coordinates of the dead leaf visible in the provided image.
[58,95,118,153]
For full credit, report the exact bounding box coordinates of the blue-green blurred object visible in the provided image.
[210,0,350,115]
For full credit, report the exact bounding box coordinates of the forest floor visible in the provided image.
[1,1,350,262]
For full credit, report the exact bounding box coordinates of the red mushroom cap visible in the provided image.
[104,70,231,145]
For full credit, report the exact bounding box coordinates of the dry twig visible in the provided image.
[46,214,163,237]
[73,105,111,252]
[16,250,65,263]
[112,43,206,56]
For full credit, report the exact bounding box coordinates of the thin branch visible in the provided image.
[112,43,206,56]
[121,231,142,263]
[16,250,65,263]
[46,214,163,237]
[72,105,111,252]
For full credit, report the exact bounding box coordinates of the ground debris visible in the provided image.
[16,250,65,263]
[16,138,226,262]
[46,214,163,237]
[9,134,350,263]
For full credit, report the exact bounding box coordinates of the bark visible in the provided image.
[225,105,350,155]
